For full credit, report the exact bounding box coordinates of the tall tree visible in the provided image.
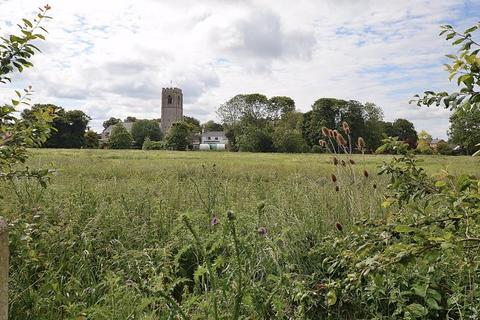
[131,119,162,146]
[166,121,191,150]
[103,117,121,129]
[84,130,99,148]
[448,104,480,155]
[387,119,418,148]
[183,116,201,133]
[202,120,224,132]
[108,124,132,149]
[267,96,295,120]
[22,105,90,148]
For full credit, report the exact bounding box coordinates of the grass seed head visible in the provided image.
[335,223,343,231]
[341,160,346,166]
[363,170,369,178]
[335,185,340,192]
[333,157,339,165]
[349,159,355,165]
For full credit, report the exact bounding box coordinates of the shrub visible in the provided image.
[142,137,167,150]
[131,119,162,146]
[436,141,454,155]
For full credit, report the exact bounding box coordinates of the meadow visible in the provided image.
[1,149,479,319]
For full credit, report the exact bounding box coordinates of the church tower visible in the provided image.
[161,87,183,134]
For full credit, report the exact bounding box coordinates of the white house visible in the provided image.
[201,131,228,145]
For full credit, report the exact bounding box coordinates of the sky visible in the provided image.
[1,0,479,137]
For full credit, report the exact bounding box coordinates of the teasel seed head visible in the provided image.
[341,160,346,166]
[336,133,347,146]
[373,183,377,189]
[318,139,326,147]
[333,157,339,165]
[357,137,366,150]
[331,174,337,183]
[363,170,369,178]
[349,159,355,165]
[321,127,329,137]
[342,122,350,135]
[335,185,340,192]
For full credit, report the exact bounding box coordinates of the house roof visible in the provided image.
[102,122,135,135]
[202,131,226,138]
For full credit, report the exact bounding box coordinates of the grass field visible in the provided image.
[2,150,479,319]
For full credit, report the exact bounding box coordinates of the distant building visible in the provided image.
[100,122,135,144]
[161,87,183,134]
[201,131,228,145]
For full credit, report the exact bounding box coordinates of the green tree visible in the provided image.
[103,117,121,129]
[273,112,307,153]
[302,98,366,148]
[236,125,274,152]
[384,119,418,148]
[267,96,295,120]
[448,104,480,155]
[416,130,433,154]
[84,130,99,148]
[131,119,161,146]
[22,105,90,148]
[436,140,454,155]
[363,102,386,151]
[166,121,191,150]
[108,124,132,149]
[124,116,137,122]
[202,120,224,132]
[184,116,201,133]
[1,5,54,185]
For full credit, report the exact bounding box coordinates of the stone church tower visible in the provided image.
[161,87,183,134]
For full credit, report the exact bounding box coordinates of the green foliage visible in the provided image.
[183,116,201,134]
[448,103,480,154]
[0,5,51,84]
[83,130,99,148]
[436,141,454,155]
[237,125,274,152]
[384,119,418,148]
[102,117,121,129]
[273,112,307,153]
[108,124,132,149]
[267,96,296,120]
[166,121,191,150]
[416,140,433,154]
[1,6,53,185]
[202,120,224,132]
[142,137,167,150]
[130,119,161,146]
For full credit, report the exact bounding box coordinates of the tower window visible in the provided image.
[168,95,172,104]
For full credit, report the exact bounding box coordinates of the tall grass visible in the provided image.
[1,149,478,318]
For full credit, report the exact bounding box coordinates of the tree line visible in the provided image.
[21,94,478,154]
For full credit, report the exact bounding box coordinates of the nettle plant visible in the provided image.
[0,5,54,187]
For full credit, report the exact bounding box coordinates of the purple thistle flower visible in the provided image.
[257,227,268,237]
[211,215,219,226]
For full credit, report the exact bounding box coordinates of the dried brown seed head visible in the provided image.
[342,122,350,135]
[331,174,337,183]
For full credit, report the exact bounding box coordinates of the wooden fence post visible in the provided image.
[0,217,8,320]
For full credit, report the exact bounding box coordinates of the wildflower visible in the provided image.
[335,186,340,192]
[363,170,369,178]
[257,227,267,237]
[321,127,329,137]
[331,174,337,183]
[342,122,350,135]
[211,215,219,226]
[349,159,355,165]
[357,137,366,150]
[335,223,343,231]
[333,157,339,165]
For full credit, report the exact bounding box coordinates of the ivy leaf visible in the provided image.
[406,303,428,317]
[412,283,428,298]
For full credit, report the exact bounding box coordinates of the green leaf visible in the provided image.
[22,19,33,28]
[326,289,337,306]
[406,303,428,317]
[394,225,413,233]
[412,283,428,298]
[464,26,478,34]
[426,297,441,310]
[452,38,465,46]
[435,180,446,188]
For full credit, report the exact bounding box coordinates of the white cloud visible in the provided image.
[0,0,478,138]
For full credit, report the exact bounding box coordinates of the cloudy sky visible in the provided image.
[1,0,479,137]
